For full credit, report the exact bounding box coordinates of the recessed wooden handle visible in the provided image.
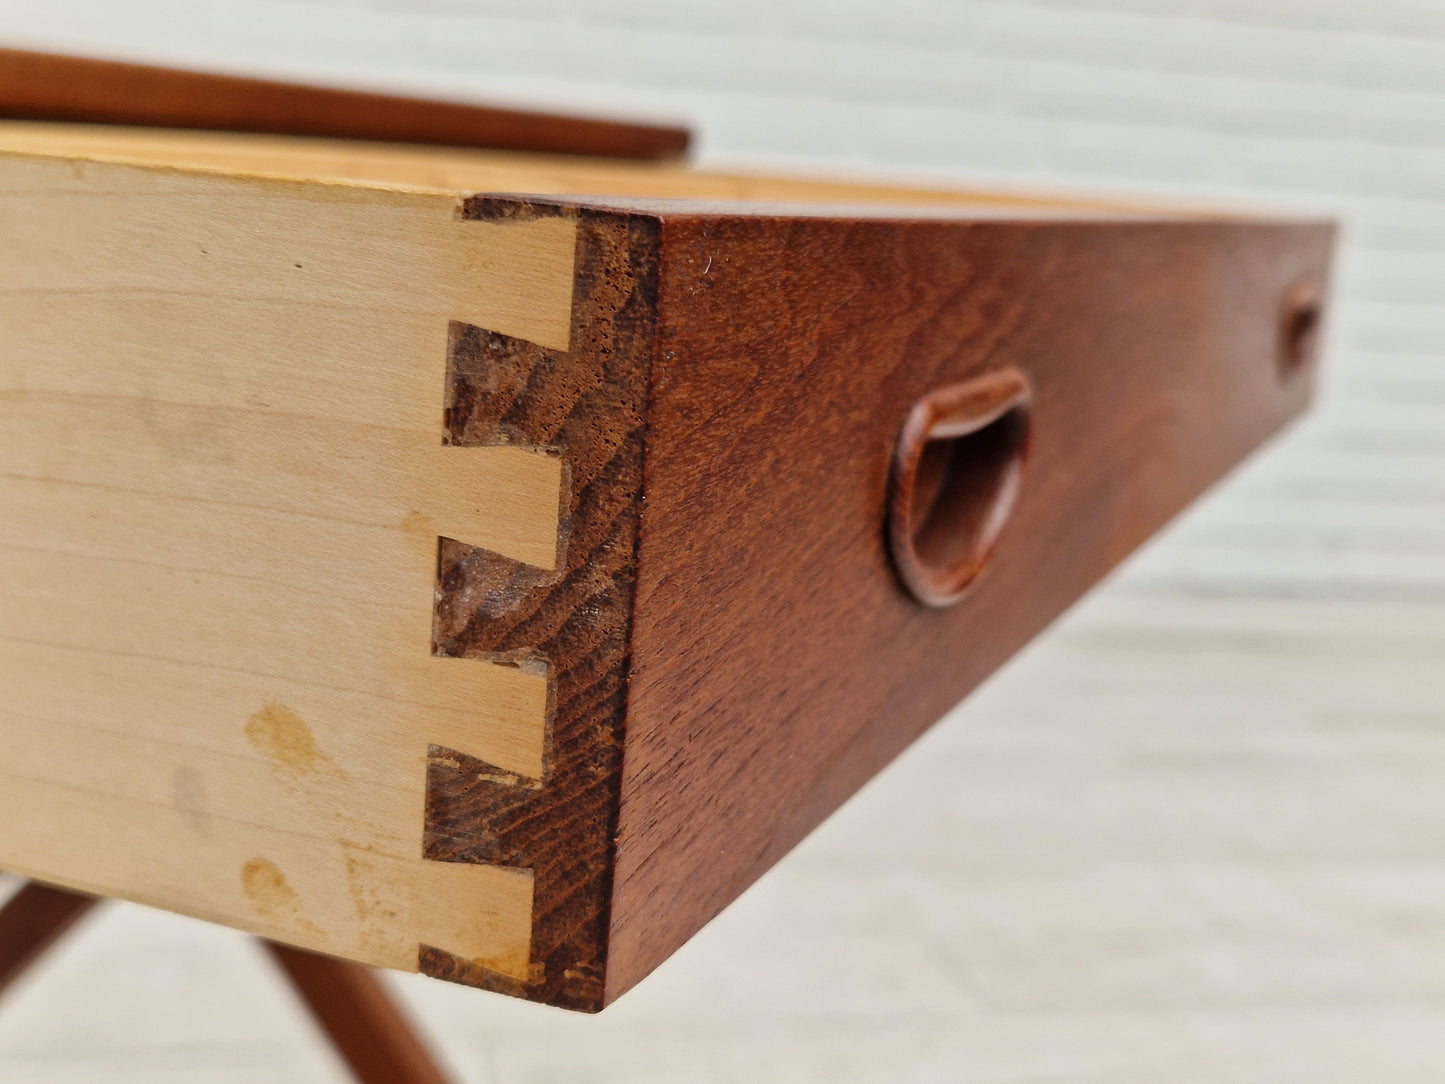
[1280,279,1324,376]
[888,369,1032,607]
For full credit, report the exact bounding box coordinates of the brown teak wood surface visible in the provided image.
[607,212,1329,1000]
[0,47,689,160]
[0,881,456,1084]
[266,941,455,1084]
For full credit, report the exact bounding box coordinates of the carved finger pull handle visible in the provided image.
[1280,279,1324,377]
[888,369,1032,608]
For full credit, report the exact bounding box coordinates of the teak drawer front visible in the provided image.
[0,141,1333,1011]
[613,212,1327,998]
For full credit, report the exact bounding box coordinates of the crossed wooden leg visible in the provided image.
[0,881,454,1084]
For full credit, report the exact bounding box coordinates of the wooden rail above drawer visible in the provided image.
[0,46,690,160]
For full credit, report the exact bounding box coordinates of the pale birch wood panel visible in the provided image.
[0,152,578,978]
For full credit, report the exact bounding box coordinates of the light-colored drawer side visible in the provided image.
[0,153,577,979]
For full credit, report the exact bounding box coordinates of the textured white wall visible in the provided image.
[1,0,1440,603]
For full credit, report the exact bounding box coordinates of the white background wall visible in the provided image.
[0,3,1443,1081]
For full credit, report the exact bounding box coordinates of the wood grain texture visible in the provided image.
[420,204,658,1011]
[0,47,690,160]
[0,153,579,981]
[0,129,1336,1014]
[605,212,1334,1002]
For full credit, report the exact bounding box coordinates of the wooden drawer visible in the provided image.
[0,121,1333,1012]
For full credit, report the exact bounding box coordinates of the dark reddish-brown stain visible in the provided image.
[0,882,454,1083]
[422,200,1330,1013]
[888,366,1033,607]
[605,211,1332,1005]
[265,941,455,1084]
[0,47,689,160]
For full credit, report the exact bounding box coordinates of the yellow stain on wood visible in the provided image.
[241,856,320,935]
[245,701,337,777]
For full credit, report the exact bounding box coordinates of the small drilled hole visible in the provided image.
[889,370,1031,607]
[1281,282,1323,376]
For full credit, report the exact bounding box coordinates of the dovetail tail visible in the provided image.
[418,207,655,1010]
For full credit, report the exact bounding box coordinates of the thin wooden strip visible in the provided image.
[0,47,690,161]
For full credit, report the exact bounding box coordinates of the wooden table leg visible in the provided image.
[0,881,98,1000]
[0,880,455,1084]
[265,941,456,1084]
